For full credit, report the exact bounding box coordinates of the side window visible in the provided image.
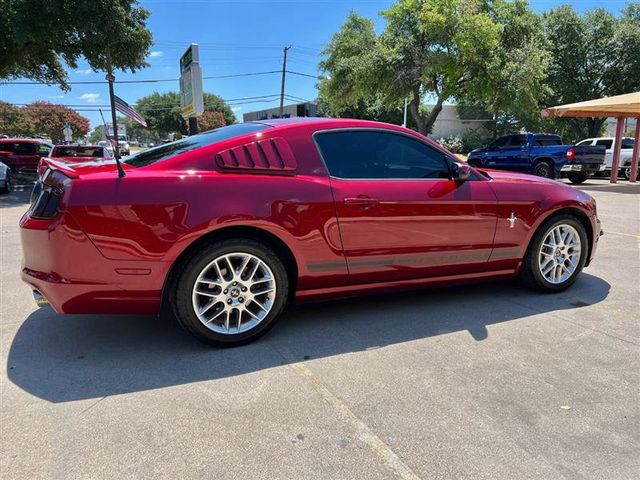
[0,143,16,154]
[575,140,591,146]
[534,136,562,146]
[489,136,509,149]
[315,130,450,180]
[13,142,38,155]
[621,138,635,149]
[37,144,52,155]
[595,139,613,149]
[508,135,527,147]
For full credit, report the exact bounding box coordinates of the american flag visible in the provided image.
[114,95,148,127]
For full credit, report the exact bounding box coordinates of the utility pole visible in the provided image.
[106,57,126,178]
[279,45,291,118]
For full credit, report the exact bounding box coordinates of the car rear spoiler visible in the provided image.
[38,157,80,179]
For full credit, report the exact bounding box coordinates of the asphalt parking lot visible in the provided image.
[1,176,639,480]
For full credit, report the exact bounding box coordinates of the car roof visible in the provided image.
[0,138,51,144]
[253,117,397,128]
[53,144,102,148]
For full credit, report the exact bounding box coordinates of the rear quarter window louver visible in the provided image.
[215,137,297,172]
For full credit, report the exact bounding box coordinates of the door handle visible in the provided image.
[344,196,378,209]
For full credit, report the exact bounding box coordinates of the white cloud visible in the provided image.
[48,94,65,99]
[79,93,101,104]
[148,51,164,58]
[75,68,93,75]
[232,107,243,112]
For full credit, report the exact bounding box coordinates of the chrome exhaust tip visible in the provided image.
[33,290,49,308]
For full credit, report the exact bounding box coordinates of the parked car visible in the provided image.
[0,138,53,172]
[37,144,114,177]
[468,133,605,184]
[0,161,11,194]
[576,137,637,180]
[50,144,113,162]
[21,119,601,347]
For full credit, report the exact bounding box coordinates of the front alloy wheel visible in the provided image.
[519,214,588,292]
[173,239,289,347]
[538,224,581,284]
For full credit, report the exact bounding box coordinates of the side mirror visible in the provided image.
[451,162,471,182]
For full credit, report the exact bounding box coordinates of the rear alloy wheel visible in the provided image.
[567,172,589,184]
[519,215,587,292]
[533,161,554,179]
[173,239,289,347]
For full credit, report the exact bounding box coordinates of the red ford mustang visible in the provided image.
[20,119,602,346]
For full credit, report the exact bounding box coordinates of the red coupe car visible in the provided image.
[20,119,602,346]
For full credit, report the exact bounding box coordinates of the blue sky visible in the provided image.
[0,0,632,129]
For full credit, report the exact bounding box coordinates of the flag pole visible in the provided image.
[106,57,126,178]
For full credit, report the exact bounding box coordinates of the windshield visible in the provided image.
[124,123,270,168]
[52,146,105,157]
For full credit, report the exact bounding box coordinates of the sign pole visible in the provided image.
[180,43,204,136]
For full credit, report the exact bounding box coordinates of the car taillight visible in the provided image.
[566,147,575,161]
[30,185,63,219]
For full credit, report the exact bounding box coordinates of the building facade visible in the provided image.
[243,102,319,122]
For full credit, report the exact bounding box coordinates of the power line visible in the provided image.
[0,70,285,86]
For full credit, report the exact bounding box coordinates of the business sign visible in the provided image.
[180,43,204,119]
[104,123,127,138]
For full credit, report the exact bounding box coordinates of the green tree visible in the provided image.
[543,3,640,140]
[88,125,104,144]
[469,0,551,136]
[24,101,90,142]
[0,0,152,90]
[319,2,502,135]
[0,101,34,137]
[135,92,235,138]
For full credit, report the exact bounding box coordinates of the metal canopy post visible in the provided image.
[630,120,640,183]
[610,117,625,184]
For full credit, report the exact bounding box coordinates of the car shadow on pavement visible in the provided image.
[0,183,33,207]
[7,272,610,403]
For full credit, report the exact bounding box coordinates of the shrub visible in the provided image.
[460,130,490,153]
[435,135,464,153]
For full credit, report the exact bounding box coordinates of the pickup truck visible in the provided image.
[576,137,637,180]
[0,138,53,173]
[468,133,605,184]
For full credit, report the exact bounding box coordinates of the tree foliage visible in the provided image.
[0,101,35,137]
[0,0,152,90]
[319,1,640,142]
[135,91,235,137]
[23,102,90,142]
[542,3,640,140]
[319,2,503,135]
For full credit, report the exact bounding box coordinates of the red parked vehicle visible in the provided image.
[37,144,114,177]
[0,138,53,172]
[20,119,602,346]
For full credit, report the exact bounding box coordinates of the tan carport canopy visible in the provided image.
[541,92,640,183]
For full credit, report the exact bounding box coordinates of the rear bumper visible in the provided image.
[20,212,169,314]
[561,163,606,173]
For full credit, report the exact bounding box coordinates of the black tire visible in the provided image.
[173,239,289,347]
[622,166,639,181]
[0,171,11,194]
[533,161,555,179]
[567,172,588,184]
[519,214,588,293]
